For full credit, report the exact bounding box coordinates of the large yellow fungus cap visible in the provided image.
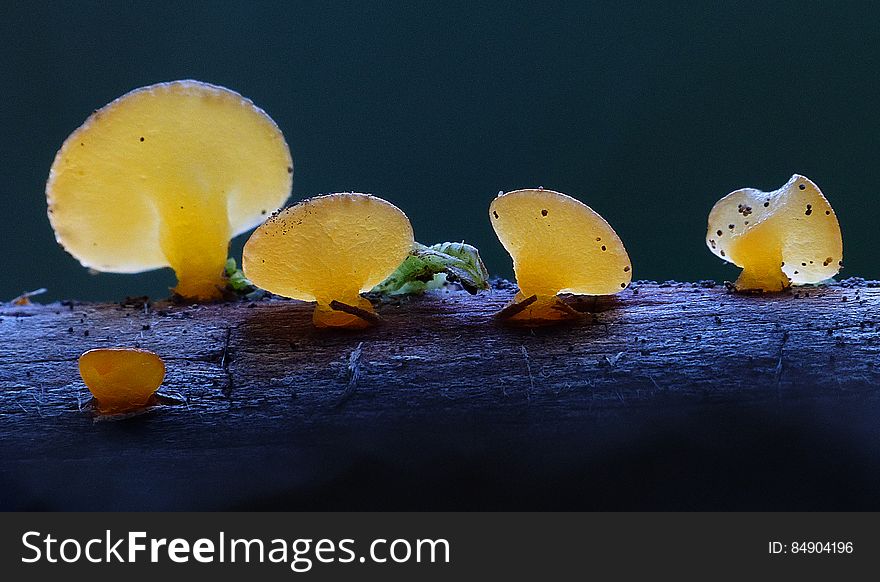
[242,193,414,329]
[47,80,293,301]
[78,348,166,414]
[706,174,842,292]
[490,189,631,324]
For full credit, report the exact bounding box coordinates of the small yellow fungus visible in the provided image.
[47,80,293,301]
[706,174,842,292]
[242,193,414,329]
[78,348,166,414]
[490,189,632,324]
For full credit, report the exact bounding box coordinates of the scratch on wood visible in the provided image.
[329,300,382,325]
[605,351,625,368]
[649,375,663,393]
[775,330,790,398]
[495,294,537,320]
[221,326,234,398]
[521,345,534,402]
[549,299,582,317]
[336,342,364,408]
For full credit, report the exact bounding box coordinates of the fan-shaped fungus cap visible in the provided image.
[242,193,414,329]
[47,80,293,301]
[706,174,842,292]
[490,189,631,323]
[78,348,166,414]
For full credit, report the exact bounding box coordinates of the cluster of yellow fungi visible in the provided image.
[48,81,845,414]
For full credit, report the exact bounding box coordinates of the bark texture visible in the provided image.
[2,280,880,510]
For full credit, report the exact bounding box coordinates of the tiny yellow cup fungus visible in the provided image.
[47,80,293,301]
[706,174,843,292]
[242,193,414,329]
[78,348,166,414]
[490,189,632,324]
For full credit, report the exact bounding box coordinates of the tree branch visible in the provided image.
[1,280,879,510]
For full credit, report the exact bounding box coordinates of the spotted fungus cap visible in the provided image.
[490,189,632,298]
[706,174,842,292]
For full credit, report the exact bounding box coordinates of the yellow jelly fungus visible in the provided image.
[47,80,293,301]
[78,348,166,414]
[706,174,843,292]
[242,193,414,329]
[490,189,632,324]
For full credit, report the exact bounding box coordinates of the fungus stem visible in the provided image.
[158,197,231,301]
[724,224,791,293]
[734,263,791,293]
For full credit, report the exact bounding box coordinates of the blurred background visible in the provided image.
[1,1,878,301]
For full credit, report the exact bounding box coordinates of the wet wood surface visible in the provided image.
[2,280,879,510]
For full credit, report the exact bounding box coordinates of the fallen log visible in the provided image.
[1,280,879,510]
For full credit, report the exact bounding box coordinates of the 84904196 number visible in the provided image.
[791,541,853,554]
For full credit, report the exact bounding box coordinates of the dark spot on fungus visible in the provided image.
[709,239,716,249]
[287,166,293,174]
[492,211,499,219]
[623,266,630,272]
[261,209,267,215]
[601,245,607,251]
[541,209,548,217]
[794,270,799,274]
[801,262,807,266]
[620,283,626,288]
[139,136,144,142]
[744,220,749,225]
[716,230,723,237]
[825,210,831,215]
[798,183,806,190]
[823,257,832,266]
[720,250,726,257]
[805,204,812,216]
[764,201,770,207]
[728,224,735,230]
[596,237,602,242]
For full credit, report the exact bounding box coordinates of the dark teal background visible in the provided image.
[1,1,877,301]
